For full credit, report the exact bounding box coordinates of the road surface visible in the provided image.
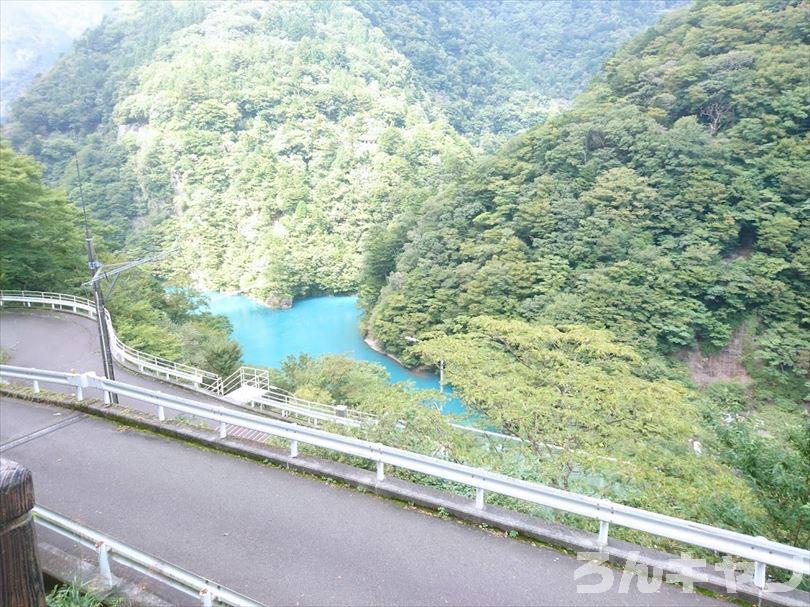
[0,309,227,410]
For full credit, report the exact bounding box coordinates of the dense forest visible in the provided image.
[361,0,809,548]
[0,139,242,377]
[4,0,675,305]
[1,0,807,563]
[357,0,684,140]
[366,0,808,397]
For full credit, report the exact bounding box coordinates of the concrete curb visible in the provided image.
[3,386,808,607]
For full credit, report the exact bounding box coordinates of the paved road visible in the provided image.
[0,309,228,418]
[0,310,728,605]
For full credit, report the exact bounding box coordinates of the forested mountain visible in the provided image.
[356,0,683,140]
[367,0,809,397]
[6,1,212,227]
[0,0,114,121]
[5,0,676,306]
[362,0,809,546]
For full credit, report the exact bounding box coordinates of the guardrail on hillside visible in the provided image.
[34,505,262,606]
[0,291,392,427]
[258,387,377,427]
[0,291,222,394]
[0,290,460,431]
[3,364,808,587]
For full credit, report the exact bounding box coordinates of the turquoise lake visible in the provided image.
[204,293,468,416]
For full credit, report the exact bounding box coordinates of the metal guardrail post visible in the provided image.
[32,380,40,393]
[219,422,227,439]
[96,541,113,588]
[74,372,90,401]
[290,440,299,458]
[158,406,165,421]
[376,461,385,482]
[754,561,766,589]
[475,487,485,510]
[200,587,214,607]
[598,520,610,548]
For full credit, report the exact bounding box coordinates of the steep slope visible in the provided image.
[366,0,809,398]
[355,0,684,142]
[363,0,809,549]
[5,0,682,305]
[6,1,213,234]
[0,0,114,121]
[111,2,470,304]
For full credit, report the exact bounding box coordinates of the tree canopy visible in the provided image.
[0,140,85,291]
[365,0,809,402]
[4,0,678,305]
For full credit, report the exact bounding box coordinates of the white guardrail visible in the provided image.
[0,291,222,393]
[0,291,498,434]
[33,505,262,606]
[2,364,808,587]
[0,291,392,429]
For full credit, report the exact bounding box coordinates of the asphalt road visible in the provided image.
[0,309,227,418]
[0,310,728,606]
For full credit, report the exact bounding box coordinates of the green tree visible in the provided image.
[0,140,85,291]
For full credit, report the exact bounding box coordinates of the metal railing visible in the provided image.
[257,387,377,427]
[222,366,269,395]
[0,291,221,393]
[3,364,808,587]
[0,291,406,427]
[0,291,376,425]
[0,290,97,315]
[34,505,262,606]
[0,291,712,459]
[220,368,371,426]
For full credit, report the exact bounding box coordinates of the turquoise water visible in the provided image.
[204,293,468,416]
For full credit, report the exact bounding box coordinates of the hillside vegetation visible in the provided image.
[0,139,242,377]
[5,0,676,305]
[357,0,683,141]
[367,0,809,398]
[362,0,809,548]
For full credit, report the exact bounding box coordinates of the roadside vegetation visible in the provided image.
[358,0,809,552]
[46,581,108,607]
[0,140,242,377]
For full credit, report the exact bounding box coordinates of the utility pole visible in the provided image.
[405,335,444,393]
[75,156,118,404]
[438,359,445,393]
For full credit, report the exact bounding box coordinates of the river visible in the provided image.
[204,293,468,416]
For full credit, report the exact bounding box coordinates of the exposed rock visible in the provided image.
[683,324,752,386]
[263,293,292,309]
